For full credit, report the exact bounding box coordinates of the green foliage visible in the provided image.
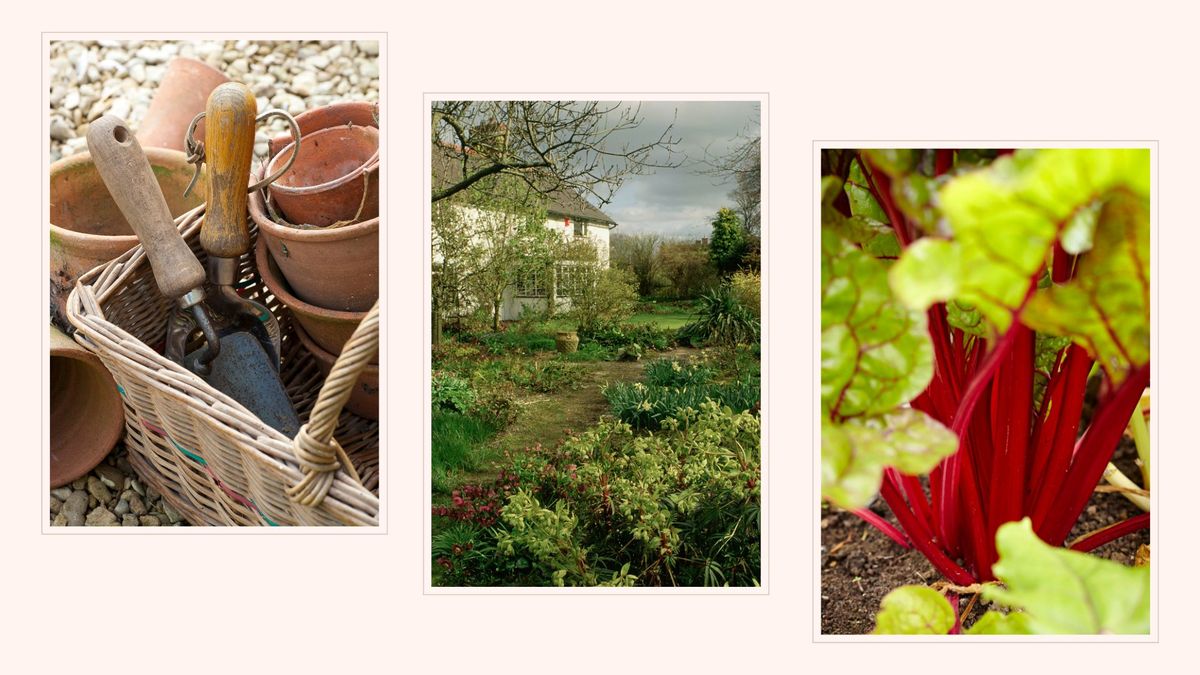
[502,358,587,393]
[472,330,557,355]
[493,403,760,587]
[569,266,639,333]
[708,207,747,274]
[658,239,720,300]
[873,586,956,635]
[820,219,956,509]
[581,322,676,351]
[561,341,614,362]
[983,518,1150,634]
[888,149,1150,383]
[643,358,715,388]
[432,521,537,587]
[431,372,476,414]
[678,284,760,347]
[821,409,958,508]
[604,377,760,430]
[729,270,761,318]
[431,410,497,478]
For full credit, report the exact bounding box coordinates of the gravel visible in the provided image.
[48,39,380,164]
[50,444,186,528]
[47,39,379,527]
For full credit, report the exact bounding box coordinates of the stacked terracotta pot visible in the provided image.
[250,101,380,420]
[48,57,226,486]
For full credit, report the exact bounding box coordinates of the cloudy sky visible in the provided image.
[594,100,760,240]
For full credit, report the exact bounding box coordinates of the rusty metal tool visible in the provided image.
[87,111,300,437]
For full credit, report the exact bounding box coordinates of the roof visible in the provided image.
[432,144,618,228]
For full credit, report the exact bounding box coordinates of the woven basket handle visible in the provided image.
[286,300,380,506]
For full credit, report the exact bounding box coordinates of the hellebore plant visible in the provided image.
[820,148,1151,591]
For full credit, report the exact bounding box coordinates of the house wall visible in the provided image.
[500,218,612,321]
[433,203,614,323]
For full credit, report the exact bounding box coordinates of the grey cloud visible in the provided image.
[590,100,760,240]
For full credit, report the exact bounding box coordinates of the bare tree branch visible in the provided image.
[432,100,685,206]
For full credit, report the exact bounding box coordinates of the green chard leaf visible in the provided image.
[822,176,899,258]
[983,518,1150,634]
[820,219,956,509]
[1022,190,1150,381]
[873,585,956,635]
[1032,332,1072,410]
[888,149,1149,382]
[846,158,890,223]
[822,409,958,508]
[821,227,932,417]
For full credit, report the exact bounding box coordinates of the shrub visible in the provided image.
[729,270,761,318]
[568,266,639,333]
[497,403,761,586]
[431,372,476,413]
[658,240,720,300]
[604,377,760,430]
[580,322,676,351]
[678,284,760,347]
[431,404,761,587]
[432,521,537,587]
[644,357,715,388]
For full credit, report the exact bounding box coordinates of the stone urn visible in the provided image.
[556,330,580,354]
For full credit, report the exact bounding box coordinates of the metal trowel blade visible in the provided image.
[185,332,300,437]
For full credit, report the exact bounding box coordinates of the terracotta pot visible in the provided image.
[269,100,379,157]
[249,167,379,312]
[136,57,229,151]
[294,322,379,421]
[267,124,379,228]
[49,148,206,317]
[556,330,580,354]
[49,325,125,488]
[256,236,375,362]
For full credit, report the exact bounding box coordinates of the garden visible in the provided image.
[430,116,763,585]
[820,148,1151,634]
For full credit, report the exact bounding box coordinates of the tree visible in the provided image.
[698,117,760,237]
[709,207,746,275]
[609,232,662,297]
[432,101,683,205]
[569,265,639,333]
[431,175,555,339]
[658,240,719,299]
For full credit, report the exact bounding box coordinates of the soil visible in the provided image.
[820,437,1150,634]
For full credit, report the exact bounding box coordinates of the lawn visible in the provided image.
[627,300,696,330]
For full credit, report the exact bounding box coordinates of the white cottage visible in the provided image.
[432,146,618,323]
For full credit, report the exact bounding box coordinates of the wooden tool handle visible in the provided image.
[201,82,257,259]
[87,115,206,300]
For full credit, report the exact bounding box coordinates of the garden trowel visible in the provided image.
[87,112,300,437]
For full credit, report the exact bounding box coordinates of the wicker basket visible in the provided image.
[65,204,379,526]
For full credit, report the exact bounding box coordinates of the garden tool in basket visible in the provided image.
[87,109,301,438]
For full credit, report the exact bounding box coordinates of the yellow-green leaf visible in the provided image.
[873,585,955,635]
[983,518,1150,634]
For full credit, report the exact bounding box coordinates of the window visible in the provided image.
[556,263,581,298]
[574,219,585,236]
[515,269,546,297]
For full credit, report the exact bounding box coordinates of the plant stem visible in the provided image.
[1067,512,1150,553]
[850,507,911,549]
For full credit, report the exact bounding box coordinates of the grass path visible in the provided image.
[454,347,698,487]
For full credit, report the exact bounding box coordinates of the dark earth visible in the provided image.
[820,436,1149,634]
